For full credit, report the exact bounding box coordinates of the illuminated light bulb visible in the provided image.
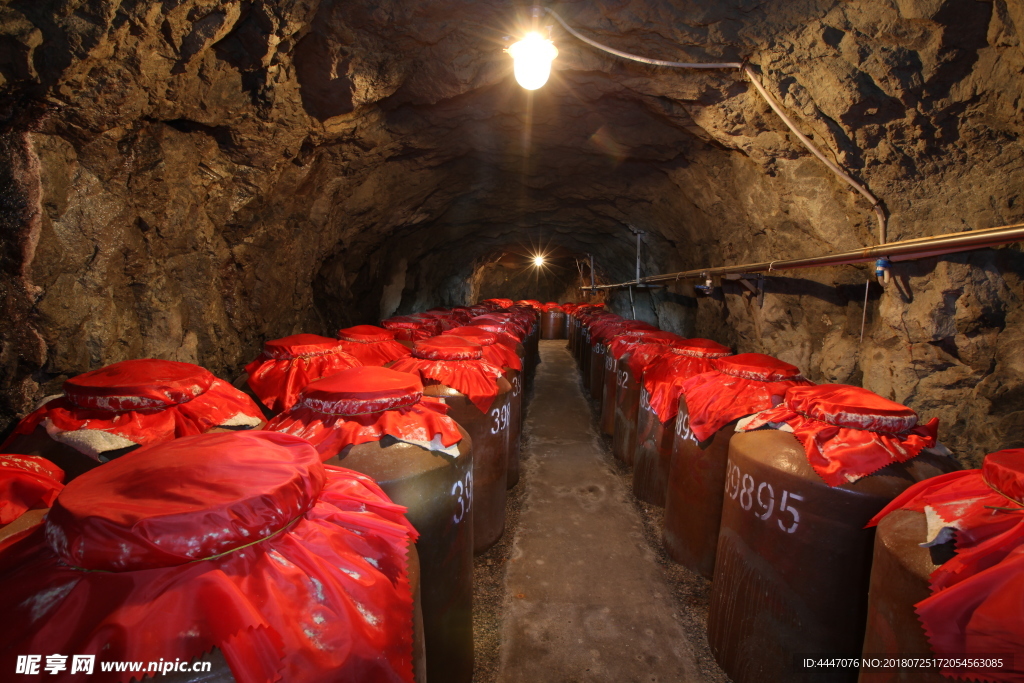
[533,255,546,267]
[508,32,558,90]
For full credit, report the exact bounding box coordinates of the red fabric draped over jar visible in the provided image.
[244,334,362,414]
[481,298,513,309]
[406,315,443,336]
[586,315,623,340]
[336,325,413,366]
[2,360,264,459]
[448,308,475,325]
[514,300,542,310]
[0,431,417,683]
[508,307,537,331]
[266,367,464,461]
[590,319,656,348]
[868,449,1024,682]
[381,316,437,341]
[471,315,527,341]
[541,302,564,312]
[623,334,690,378]
[608,330,679,361]
[443,327,522,371]
[467,320,522,350]
[417,311,459,332]
[388,337,504,413]
[678,354,812,442]
[580,311,619,337]
[740,384,940,487]
[0,455,64,525]
[641,339,732,424]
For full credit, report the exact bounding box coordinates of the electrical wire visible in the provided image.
[542,7,888,247]
[543,8,742,69]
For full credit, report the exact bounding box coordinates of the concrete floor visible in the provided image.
[495,341,705,683]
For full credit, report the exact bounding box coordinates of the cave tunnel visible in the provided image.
[1,0,1023,681]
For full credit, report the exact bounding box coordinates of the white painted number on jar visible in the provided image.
[451,468,473,524]
[639,388,651,412]
[606,355,615,371]
[675,412,697,446]
[512,375,521,398]
[490,403,511,434]
[726,462,803,534]
[617,370,629,389]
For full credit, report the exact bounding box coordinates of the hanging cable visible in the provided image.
[543,8,743,69]
[743,66,887,246]
[541,7,889,247]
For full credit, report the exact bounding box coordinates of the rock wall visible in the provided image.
[0,0,1022,463]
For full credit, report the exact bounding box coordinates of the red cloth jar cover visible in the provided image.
[448,308,474,325]
[337,325,413,366]
[471,315,527,342]
[678,353,811,443]
[602,329,670,359]
[507,306,537,329]
[586,314,622,336]
[409,315,445,336]
[381,316,436,341]
[466,320,522,350]
[575,310,607,331]
[514,300,542,310]
[0,455,64,525]
[2,360,264,459]
[573,304,604,315]
[443,327,522,371]
[266,367,464,461]
[740,384,940,487]
[641,339,732,424]
[868,449,1024,681]
[624,335,691,378]
[481,298,513,309]
[590,319,656,347]
[488,312,529,337]
[580,311,618,333]
[608,330,679,362]
[591,318,635,343]
[0,431,417,683]
[244,334,362,414]
[388,337,504,413]
[418,311,459,332]
[541,302,564,312]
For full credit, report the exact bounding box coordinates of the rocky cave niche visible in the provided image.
[0,0,1022,465]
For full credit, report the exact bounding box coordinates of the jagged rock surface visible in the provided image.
[0,0,1021,463]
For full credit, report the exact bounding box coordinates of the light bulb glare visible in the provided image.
[508,32,558,90]
[533,255,545,267]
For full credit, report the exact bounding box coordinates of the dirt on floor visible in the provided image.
[471,394,531,683]
[610,462,730,683]
[470,371,729,682]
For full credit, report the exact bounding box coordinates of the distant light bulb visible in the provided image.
[508,32,558,90]
[533,255,545,266]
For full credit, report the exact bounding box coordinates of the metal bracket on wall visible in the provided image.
[724,273,765,308]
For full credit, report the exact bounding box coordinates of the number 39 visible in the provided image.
[490,404,510,434]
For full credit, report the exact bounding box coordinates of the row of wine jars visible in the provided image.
[0,298,539,683]
[566,303,1023,683]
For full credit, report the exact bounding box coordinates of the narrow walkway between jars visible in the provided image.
[495,340,703,682]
